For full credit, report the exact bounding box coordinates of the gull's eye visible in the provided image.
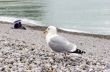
[48,28,50,30]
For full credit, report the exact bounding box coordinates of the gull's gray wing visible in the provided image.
[48,36,76,52]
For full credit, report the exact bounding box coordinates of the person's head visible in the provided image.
[14,20,22,28]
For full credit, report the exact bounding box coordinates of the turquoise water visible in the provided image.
[0,0,110,34]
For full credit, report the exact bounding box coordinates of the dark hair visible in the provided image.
[14,20,22,28]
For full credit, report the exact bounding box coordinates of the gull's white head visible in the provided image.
[44,26,57,43]
[44,26,57,34]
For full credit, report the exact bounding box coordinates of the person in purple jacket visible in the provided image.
[14,20,26,30]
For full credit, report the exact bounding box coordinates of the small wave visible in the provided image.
[59,27,110,36]
[0,16,43,26]
[59,27,90,33]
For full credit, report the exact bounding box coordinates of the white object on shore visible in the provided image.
[45,26,85,54]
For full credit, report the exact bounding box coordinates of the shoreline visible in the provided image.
[0,15,110,38]
[2,21,109,40]
[0,16,110,37]
[27,25,110,40]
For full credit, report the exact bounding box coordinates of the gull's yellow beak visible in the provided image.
[43,28,48,33]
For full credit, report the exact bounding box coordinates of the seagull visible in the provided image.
[44,26,85,55]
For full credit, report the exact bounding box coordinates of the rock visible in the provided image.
[1,67,5,71]
[104,69,110,72]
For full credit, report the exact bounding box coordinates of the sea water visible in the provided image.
[0,0,110,35]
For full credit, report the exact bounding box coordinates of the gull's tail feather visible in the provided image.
[71,49,86,54]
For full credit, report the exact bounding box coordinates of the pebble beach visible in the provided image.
[0,23,110,72]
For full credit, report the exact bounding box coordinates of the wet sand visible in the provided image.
[0,23,110,72]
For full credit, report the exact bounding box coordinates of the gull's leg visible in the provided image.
[63,52,68,59]
[62,52,69,67]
